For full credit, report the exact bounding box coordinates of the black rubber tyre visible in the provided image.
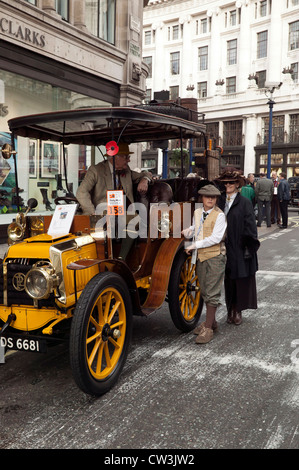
[69,272,132,396]
[168,249,203,332]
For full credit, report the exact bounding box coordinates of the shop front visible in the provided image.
[0,0,145,240]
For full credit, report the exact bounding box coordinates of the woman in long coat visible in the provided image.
[215,168,260,325]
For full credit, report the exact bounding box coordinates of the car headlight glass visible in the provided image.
[25,262,58,300]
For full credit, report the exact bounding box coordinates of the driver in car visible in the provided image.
[76,142,152,259]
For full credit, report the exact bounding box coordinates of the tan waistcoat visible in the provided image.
[194,206,226,262]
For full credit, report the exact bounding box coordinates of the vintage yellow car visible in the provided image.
[0,105,207,395]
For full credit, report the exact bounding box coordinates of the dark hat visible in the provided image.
[214,167,246,187]
[198,184,221,196]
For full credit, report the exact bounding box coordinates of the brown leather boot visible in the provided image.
[195,325,213,344]
[193,321,218,335]
[233,311,242,325]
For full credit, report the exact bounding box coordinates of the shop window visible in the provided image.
[56,0,69,21]
[198,46,208,71]
[195,122,220,148]
[223,120,242,146]
[0,69,111,216]
[290,114,299,142]
[289,20,299,50]
[85,0,115,44]
[260,154,283,166]
[206,122,220,146]
[287,153,299,164]
[262,116,284,144]
[257,31,268,58]
[221,155,241,168]
[170,52,180,75]
[227,39,237,65]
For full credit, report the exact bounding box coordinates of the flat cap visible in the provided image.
[198,184,221,196]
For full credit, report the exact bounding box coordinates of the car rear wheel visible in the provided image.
[69,272,132,396]
[168,249,203,332]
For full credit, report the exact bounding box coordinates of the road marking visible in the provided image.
[257,270,299,277]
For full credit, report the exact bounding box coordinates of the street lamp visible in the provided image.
[264,81,282,178]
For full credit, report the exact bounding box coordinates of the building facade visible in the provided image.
[143,0,299,178]
[0,0,148,228]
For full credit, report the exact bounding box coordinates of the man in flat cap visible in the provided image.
[182,184,227,344]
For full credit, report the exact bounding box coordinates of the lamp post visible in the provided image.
[264,82,282,178]
[266,94,274,178]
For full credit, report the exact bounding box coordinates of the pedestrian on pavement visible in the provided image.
[271,171,281,225]
[277,172,290,229]
[247,173,255,188]
[215,168,260,326]
[182,184,227,344]
[255,173,274,228]
[240,177,256,206]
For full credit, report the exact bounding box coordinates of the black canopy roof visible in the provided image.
[8,105,206,146]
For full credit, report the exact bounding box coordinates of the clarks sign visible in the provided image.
[0,17,45,48]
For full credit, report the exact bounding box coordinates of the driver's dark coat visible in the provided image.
[218,192,259,279]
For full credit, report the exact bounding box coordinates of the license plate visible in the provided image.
[0,334,47,353]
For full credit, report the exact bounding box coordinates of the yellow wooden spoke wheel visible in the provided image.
[70,272,132,396]
[86,287,126,380]
[168,249,203,332]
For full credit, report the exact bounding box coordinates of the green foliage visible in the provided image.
[170,148,189,167]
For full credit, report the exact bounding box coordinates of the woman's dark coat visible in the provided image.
[218,192,259,279]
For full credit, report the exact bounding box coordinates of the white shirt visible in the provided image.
[187,209,227,250]
[224,191,238,215]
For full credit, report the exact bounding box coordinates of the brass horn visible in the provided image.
[7,221,24,242]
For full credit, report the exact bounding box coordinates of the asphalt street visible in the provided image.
[0,210,299,451]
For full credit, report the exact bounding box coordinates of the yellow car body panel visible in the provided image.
[0,305,60,331]
[1,232,99,333]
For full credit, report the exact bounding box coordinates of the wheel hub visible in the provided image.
[101,323,121,342]
[186,280,199,295]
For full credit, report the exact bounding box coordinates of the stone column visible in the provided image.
[208,8,221,97]
[243,114,257,175]
[268,0,282,81]
[73,0,86,30]
[152,22,165,91]
[42,0,56,14]
[181,16,194,97]
[237,1,251,91]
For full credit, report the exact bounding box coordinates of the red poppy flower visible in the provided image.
[106,141,119,156]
